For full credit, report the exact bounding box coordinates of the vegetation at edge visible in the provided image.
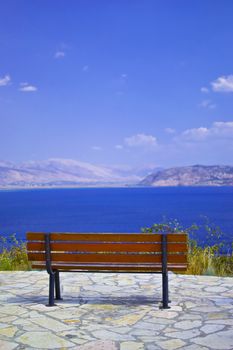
[142,218,233,277]
[0,234,31,271]
[0,219,232,276]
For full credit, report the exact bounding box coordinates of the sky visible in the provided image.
[1,0,233,168]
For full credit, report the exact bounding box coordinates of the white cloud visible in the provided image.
[19,82,37,92]
[92,146,102,151]
[121,73,127,79]
[83,65,89,72]
[211,75,233,92]
[182,127,210,141]
[201,87,209,93]
[165,128,176,134]
[212,121,233,137]
[0,75,11,86]
[54,51,65,59]
[199,99,216,109]
[125,133,157,148]
[181,121,233,141]
[115,144,123,150]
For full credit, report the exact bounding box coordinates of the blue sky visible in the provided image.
[1,0,233,168]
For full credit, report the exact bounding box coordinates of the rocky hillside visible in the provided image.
[140,165,233,186]
[1,161,232,188]
[0,159,154,188]
[0,159,121,188]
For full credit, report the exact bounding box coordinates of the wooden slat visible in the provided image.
[27,242,187,253]
[31,263,187,272]
[28,252,187,264]
[27,232,187,243]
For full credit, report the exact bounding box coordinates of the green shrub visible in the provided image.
[142,219,233,277]
[0,234,31,271]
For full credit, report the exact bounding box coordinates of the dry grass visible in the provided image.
[0,234,31,271]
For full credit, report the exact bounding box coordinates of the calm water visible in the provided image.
[0,187,233,246]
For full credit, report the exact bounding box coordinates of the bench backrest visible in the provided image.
[27,232,188,272]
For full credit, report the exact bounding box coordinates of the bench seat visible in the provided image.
[27,232,188,308]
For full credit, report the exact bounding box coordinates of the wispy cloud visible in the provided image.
[164,128,176,134]
[211,75,233,92]
[181,121,233,141]
[115,144,123,150]
[201,87,209,93]
[199,99,216,109]
[19,82,37,92]
[92,146,102,151]
[54,51,65,59]
[125,133,157,148]
[0,74,11,86]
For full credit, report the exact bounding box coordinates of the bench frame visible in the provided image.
[44,233,170,309]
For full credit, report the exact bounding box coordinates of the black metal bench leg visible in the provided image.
[162,272,170,309]
[55,271,62,300]
[46,273,56,307]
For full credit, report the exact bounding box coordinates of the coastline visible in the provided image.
[1,184,233,192]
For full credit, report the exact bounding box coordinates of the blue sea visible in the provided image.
[0,187,233,248]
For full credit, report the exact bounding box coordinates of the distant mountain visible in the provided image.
[0,159,118,188]
[108,164,162,180]
[0,158,155,188]
[140,165,233,186]
[1,161,232,188]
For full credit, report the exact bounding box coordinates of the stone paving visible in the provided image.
[0,271,232,350]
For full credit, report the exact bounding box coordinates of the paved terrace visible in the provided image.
[0,272,232,350]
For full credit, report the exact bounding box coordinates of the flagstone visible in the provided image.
[206,319,233,326]
[190,306,220,312]
[105,310,148,326]
[157,339,186,349]
[114,327,134,335]
[92,329,135,341]
[173,320,202,330]
[0,316,18,323]
[79,340,118,350]
[16,331,75,348]
[0,305,27,316]
[120,341,144,349]
[205,286,228,293]
[145,317,176,325]
[60,330,94,343]
[137,336,160,342]
[149,310,178,319]
[192,330,233,349]
[201,324,225,334]
[165,329,200,339]
[22,323,49,332]
[134,321,165,331]
[145,345,162,350]
[182,345,209,350]
[0,339,18,350]
[0,326,18,337]
[179,314,202,320]
[129,328,155,336]
[31,316,74,331]
[207,312,230,319]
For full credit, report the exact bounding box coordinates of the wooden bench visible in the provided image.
[27,232,188,308]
